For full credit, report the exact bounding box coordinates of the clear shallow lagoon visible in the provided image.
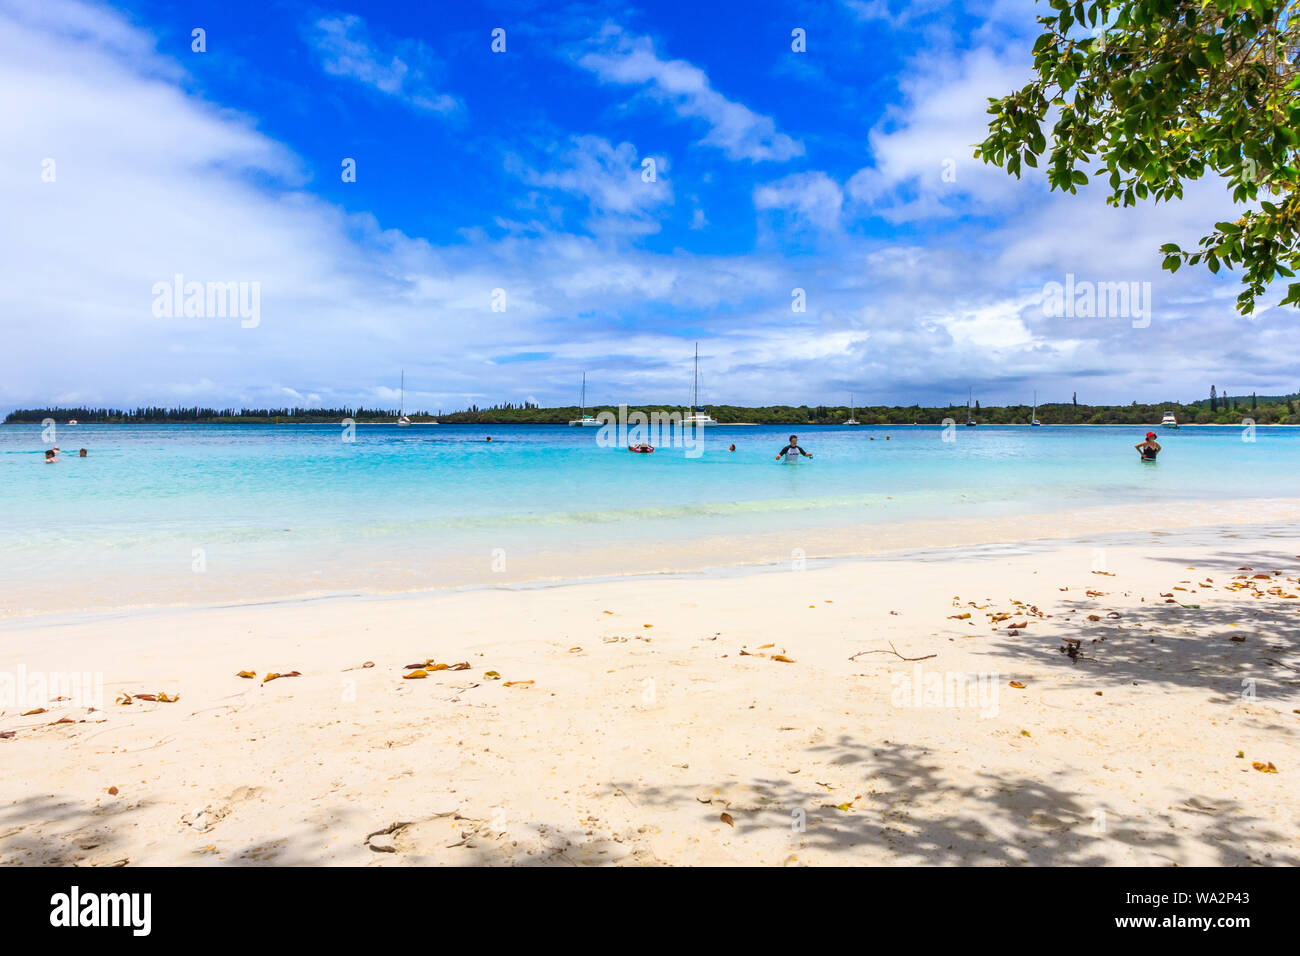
[2,422,1295,615]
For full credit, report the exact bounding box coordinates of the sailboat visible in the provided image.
[397,371,411,426]
[1031,390,1042,426]
[682,343,718,426]
[965,387,977,426]
[844,392,860,426]
[568,372,601,426]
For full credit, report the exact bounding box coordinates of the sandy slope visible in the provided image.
[1,537,1298,866]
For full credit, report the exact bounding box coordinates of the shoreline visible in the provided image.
[8,497,1300,624]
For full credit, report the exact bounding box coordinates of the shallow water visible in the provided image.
[1,421,1291,615]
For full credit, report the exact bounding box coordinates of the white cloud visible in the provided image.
[846,46,1031,222]
[510,135,672,235]
[755,171,844,233]
[576,25,803,162]
[306,14,460,114]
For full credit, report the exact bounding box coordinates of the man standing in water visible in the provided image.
[776,435,813,462]
[1135,432,1161,460]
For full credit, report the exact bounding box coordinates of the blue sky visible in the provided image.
[1,0,1293,413]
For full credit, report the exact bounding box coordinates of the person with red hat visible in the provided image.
[1135,432,1161,461]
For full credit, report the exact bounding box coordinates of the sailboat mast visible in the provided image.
[580,372,586,417]
[400,370,404,417]
[693,343,699,411]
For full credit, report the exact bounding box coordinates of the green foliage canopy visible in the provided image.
[976,0,1300,313]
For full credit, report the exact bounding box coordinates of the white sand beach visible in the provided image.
[2,528,1297,866]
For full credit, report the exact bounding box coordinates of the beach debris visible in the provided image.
[107,786,119,795]
[484,670,501,680]
[1230,635,1247,643]
[364,821,411,853]
[182,804,231,832]
[0,731,15,739]
[719,812,734,827]
[948,612,971,620]
[236,670,256,679]
[1091,571,1115,576]
[1237,751,1245,759]
[1020,730,1031,737]
[848,642,936,662]
[403,669,428,679]
[1008,681,1026,689]
[263,671,301,683]
[1251,761,1279,773]
[48,716,76,725]
[20,707,47,716]
[1060,639,1084,663]
[1086,614,1101,622]
[771,655,796,663]
[503,680,534,687]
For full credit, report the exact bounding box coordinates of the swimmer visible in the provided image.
[79,448,87,457]
[1135,432,1161,460]
[728,443,736,452]
[775,434,812,462]
[44,449,58,463]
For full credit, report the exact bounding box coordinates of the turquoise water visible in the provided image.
[1,422,1293,613]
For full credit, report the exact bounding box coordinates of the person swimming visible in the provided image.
[728,443,736,452]
[1135,432,1161,460]
[776,434,812,462]
[44,449,58,463]
[78,448,87,457]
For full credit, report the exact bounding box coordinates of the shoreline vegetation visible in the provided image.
[6,393,1300,427]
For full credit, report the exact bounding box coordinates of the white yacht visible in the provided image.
[568,372,601,426]
[397,371,411,426]
[682,343,718,426]
[1160,411,1179,429]
[1031,390,1041,426]
[965,387,977,426]
[845,393,860,426]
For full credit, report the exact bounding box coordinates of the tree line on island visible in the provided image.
[7,391,1300,426]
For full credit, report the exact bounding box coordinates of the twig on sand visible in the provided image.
[364,821,412,853]
[848,642,936,662]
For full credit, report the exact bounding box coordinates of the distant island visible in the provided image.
[6,392,1298,426]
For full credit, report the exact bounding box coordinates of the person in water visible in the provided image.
[776,435,812,461]
[1135,432,1161,460]
[44,449,58,462]
[728,443,736,452]
[79,448,87,457]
